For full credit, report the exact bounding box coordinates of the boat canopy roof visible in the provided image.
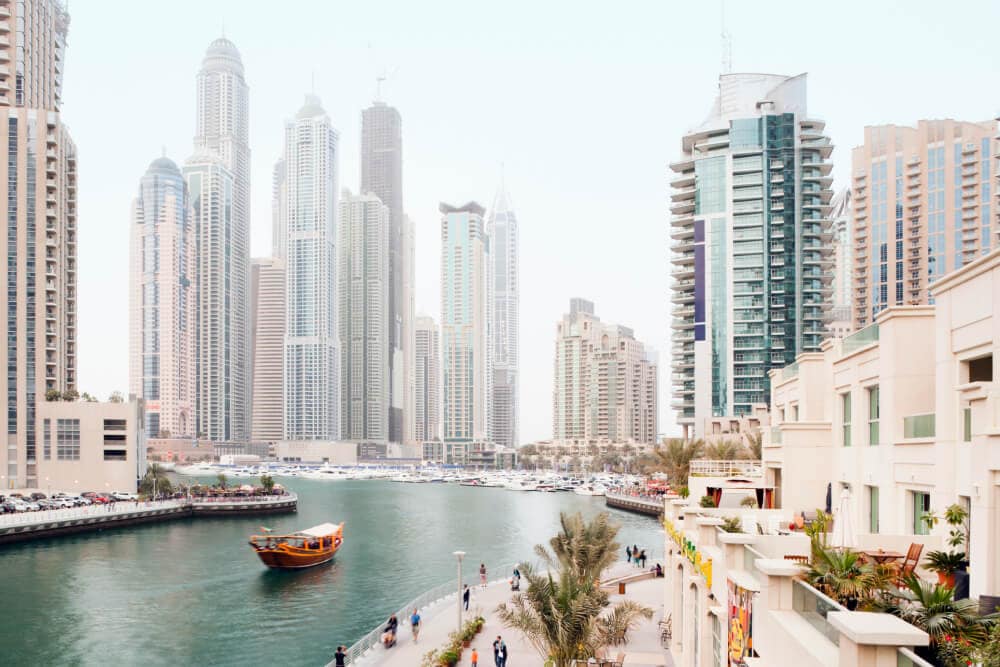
[298,523,341,537]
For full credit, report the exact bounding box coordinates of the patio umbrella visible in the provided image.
[829,489,857,549]
[825,483,832,514]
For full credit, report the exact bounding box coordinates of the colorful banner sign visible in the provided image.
[663,517,713,587]
[727,578,754,667]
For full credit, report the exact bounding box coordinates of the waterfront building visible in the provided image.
[401,214,416,444]
[487,187,519,449]
[271,158,286,258]
[0,0,78,489]
[361,100,410,444]
[184,152,239,442]
[250,257,285,443]
[128,157,196,439]
[764,247,1000,600]
[414,315,441,443]
[338,190,390,444]
[192,37,251,443]
[440,201,492,447]
[669,72,834,439]
[35,398,146,494]
[552,299,658,449]
[828,187,853,339]
[851,120,996,330]
[282,95,340,441]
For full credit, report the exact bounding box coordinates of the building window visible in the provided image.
[912,491,931,535]
[963,407,972,442]
[967,355,993,382]
[868,486,879,534]
[56,419,80,461]
[103,419,127,431]
[841,393,851,447]
[103,450,127,462]
[791,405,799,422]
[867,386,880,445]
[43,418,51,460]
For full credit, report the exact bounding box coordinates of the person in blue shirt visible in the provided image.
[410,608,421,643]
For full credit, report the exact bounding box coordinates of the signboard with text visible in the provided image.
[727,578,754,666]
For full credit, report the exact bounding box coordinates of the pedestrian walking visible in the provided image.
[493,635,507,667]
[639,549,647,568]
[463,584,471,610]
[480,562,487,589]
[334,645,346,667]
[410,608,421,643]
[625,545,632,562]
[471,647,479,667]
[632,544,639,567]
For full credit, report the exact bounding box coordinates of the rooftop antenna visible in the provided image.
[721,0,733,74]
[375,65,398,103]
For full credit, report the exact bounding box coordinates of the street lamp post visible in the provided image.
[453,550,466,635]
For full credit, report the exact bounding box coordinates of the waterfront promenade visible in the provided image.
[349,561,672,667]
[0,493,297,543]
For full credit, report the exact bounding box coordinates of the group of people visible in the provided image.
[625,544,648,568]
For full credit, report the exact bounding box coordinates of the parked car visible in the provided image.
[111,492,137,501]
[54,493,89,507]
[29,492,46,501]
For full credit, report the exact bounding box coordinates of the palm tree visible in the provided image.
[139,463,173,498]
[745,430,763,460]
[652,438,703,489]
[704,439,746,461]
[804,546,890,609]
[497,512,653,666]
[878,575,995,663]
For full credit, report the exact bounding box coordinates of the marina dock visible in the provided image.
[604,492,664,518]
[0,493,297,544]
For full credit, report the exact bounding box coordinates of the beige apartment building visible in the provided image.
[852,119,997,330]
[552,299,658,449]
[33,398,146,494]
[0,0,78,489]
[765,248,1000,600]
[250,257,285,443]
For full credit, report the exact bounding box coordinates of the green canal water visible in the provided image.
[0,479,664,666]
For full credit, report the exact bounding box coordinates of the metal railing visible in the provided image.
[897,647,934,667]
[341,560,521,666]
[842,323,880,354]
[0,499,187,528]
[743,544,765,573]
[791,579,847,647]
[690,460,763,478]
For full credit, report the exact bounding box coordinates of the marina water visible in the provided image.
[0,478,663,666]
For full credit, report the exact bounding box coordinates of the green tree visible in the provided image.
[138,463,174,498]
[805,546,892,609]
[108,391,124,403]
[259,474,275,493]
[496,512,653,666]
[519,444,538,457]
[651,438,703,489]
[216,473,228,489]
[45,389,61,402]
[61,389,79,402]
[80,391,96,402]
[704,439,747,461]
[746,430,763,460]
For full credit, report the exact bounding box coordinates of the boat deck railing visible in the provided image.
[342,560,521,666]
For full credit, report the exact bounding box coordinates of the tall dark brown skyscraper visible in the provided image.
[361,102,408,443]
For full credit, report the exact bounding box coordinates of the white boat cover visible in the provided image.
[298,522,341,537]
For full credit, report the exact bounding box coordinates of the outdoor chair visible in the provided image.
[659,614,672,645]
[895,543,924,583]
[979,595,1000,616]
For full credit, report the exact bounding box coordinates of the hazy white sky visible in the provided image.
[69,0,1000,443]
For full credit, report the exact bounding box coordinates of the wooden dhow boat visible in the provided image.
[248,522,344,569]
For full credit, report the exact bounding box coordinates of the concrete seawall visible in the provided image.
[604,493,664,518]
[0,494,297,545]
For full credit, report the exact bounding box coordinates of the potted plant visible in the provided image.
[438,648,459,666]
[699,495,716,508]
[721,516,743,533]
[740,495,759,509]
[942,504,970,571]
[925,550,965,588]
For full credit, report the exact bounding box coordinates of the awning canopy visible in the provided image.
[298,523,341,537]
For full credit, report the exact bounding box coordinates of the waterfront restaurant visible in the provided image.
[764,248,1000,602]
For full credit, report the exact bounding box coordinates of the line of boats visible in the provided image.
[171,461,635,496]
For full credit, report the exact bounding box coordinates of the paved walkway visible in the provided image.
[360,561,673,666]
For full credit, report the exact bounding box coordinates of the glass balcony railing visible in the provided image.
[897,647,935,667]
[842,323,880,354]
[791,579,846,647]
[903,414,936,439]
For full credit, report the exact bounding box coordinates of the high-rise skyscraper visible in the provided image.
[487,187,519,448]
[414,316,440,443]
[185,152,237,442]
[0,0,77,489]
[552,300,658,446]
[401,214,416,445]
[193,37,250,442]
[828,187,853,339]
[440,202,491,448]
[850,120,996,330]
[283,95,340,441]
[338,190,389,444]
[129,157,196,439]
[250,257,285,443]
[271,158,287,259]
[361,101,410,444]
[669,73,834,439]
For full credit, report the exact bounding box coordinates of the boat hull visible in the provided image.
[255,548,336,569]
[249,522,343,570]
